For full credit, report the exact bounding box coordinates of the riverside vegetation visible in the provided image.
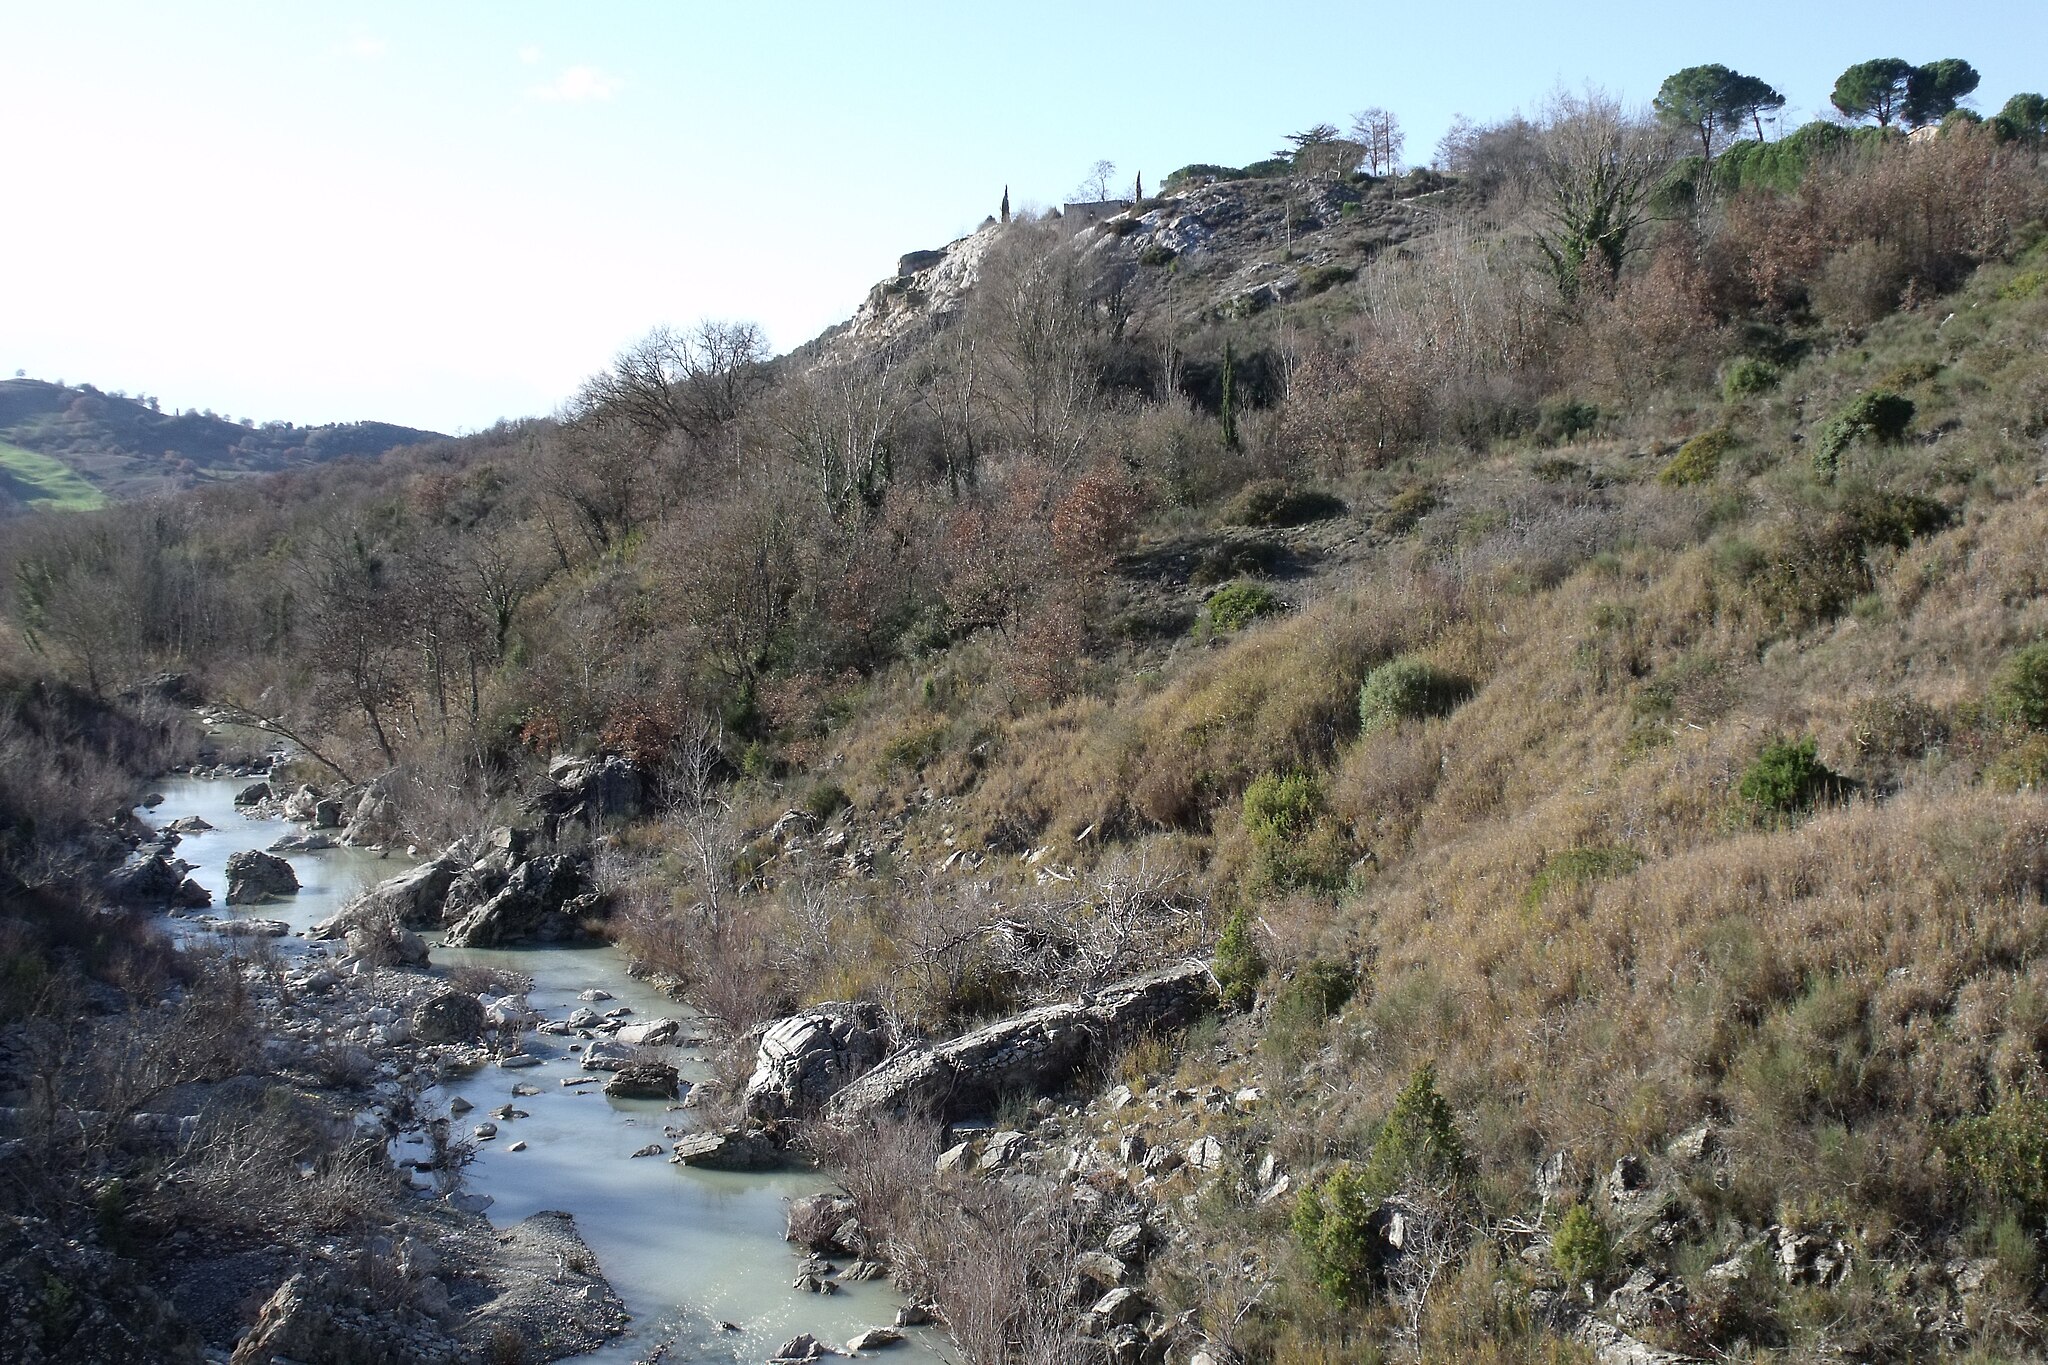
[4,57,2048,1365]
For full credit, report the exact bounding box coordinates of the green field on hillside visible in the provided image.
[0,440,105,511]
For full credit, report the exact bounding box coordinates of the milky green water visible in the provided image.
[139,773,941,1364]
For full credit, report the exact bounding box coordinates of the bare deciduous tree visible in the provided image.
[1075,158,1117,202]
[1533,88,1674,299]
[774,349,905,517]
[1351,107,1406,176]
[577,319,770,445]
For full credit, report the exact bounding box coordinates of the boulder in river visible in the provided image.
[413,990,487,1043]
[312,855,458,940]
[210,917,291,937]
[614,1018,682,1047]
[104,839,211,908]
[342,776,403,848]
[604,1061,681,1100]
[232,781,270,807]
[668,1128,782,1172]
[846,1327,904,1352]
[224,849,299,905]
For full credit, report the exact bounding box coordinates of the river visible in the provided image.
[137,770,943,1364]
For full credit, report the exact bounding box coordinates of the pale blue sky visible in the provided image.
[1,2,2040,433]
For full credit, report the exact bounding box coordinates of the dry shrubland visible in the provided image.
[4,116,2048,1359]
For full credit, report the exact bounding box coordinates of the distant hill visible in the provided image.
[0,378,443,514]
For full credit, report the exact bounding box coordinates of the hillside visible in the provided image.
[3,87,2048,1365]
[0,377,442,513]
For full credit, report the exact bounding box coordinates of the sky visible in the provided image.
[1,2,2041,434]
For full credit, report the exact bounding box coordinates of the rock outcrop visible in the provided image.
[224,849,299,905]
[227,1259,462,1365]
[826,962,1219,1125]
[104,836,211,908]
[529,753,646,833]
[441,851,596,947]
[342,775,403,848]
[313,826,601,950]
[743,1001,895,1122]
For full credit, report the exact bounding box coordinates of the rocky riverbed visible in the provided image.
[116,764,945,1364]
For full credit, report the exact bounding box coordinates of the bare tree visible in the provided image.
[576,320,770,445]
[294,525,415,767]
[1075,158,1117,202]
[1384,1185,1470,1349]
[1351,107,1406,176]
[774,350,905,516]
[1533,88,1674,298]
[977,228,1103,463]
[532,423,650,554]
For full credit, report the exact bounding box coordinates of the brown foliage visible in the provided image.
[1706,129,2047,321]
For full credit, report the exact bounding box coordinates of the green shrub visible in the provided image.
[879,721,949,773]
[1813,389,1915,480]
[1164,163,1246,188]
[1212,907,1266,1010]
[1988,735,2048,792]
[1297,264,1358,296]
[1845,389,1915,443]
[1242,772,1350,891]
[1551,1202,1614,1286]
[802,781,850,822]
[1879,359,1941,391]
[1660,428,1733,486]
[1139,244,1177,268]
[1190,539,1282,587]
[1954,1094,2048,1223]
[1358,656,1468,734]
[1202,581,1282,633]
[1991,643,2048,730]
[1359,1061,1469,1197]
[1224,478,1346,527]
[1526,845,1644,906]
[1999,269,2047,301]
[1748,489,1950,625]
[1739,736,1839,816]
[1537,398,1600,445]
[1272,958,1357,1024]
[1292,1163,1380,1301]
[1378,483,1437,534]
[1722,356,1782,399]
[1243,771,1323,843]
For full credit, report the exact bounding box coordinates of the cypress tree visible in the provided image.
[1001,186,1010,224]
[1221,341,1240,450]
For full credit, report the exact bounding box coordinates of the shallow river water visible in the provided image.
[137,772,943,1364]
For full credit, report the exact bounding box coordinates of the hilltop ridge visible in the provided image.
[0,377,443,514]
